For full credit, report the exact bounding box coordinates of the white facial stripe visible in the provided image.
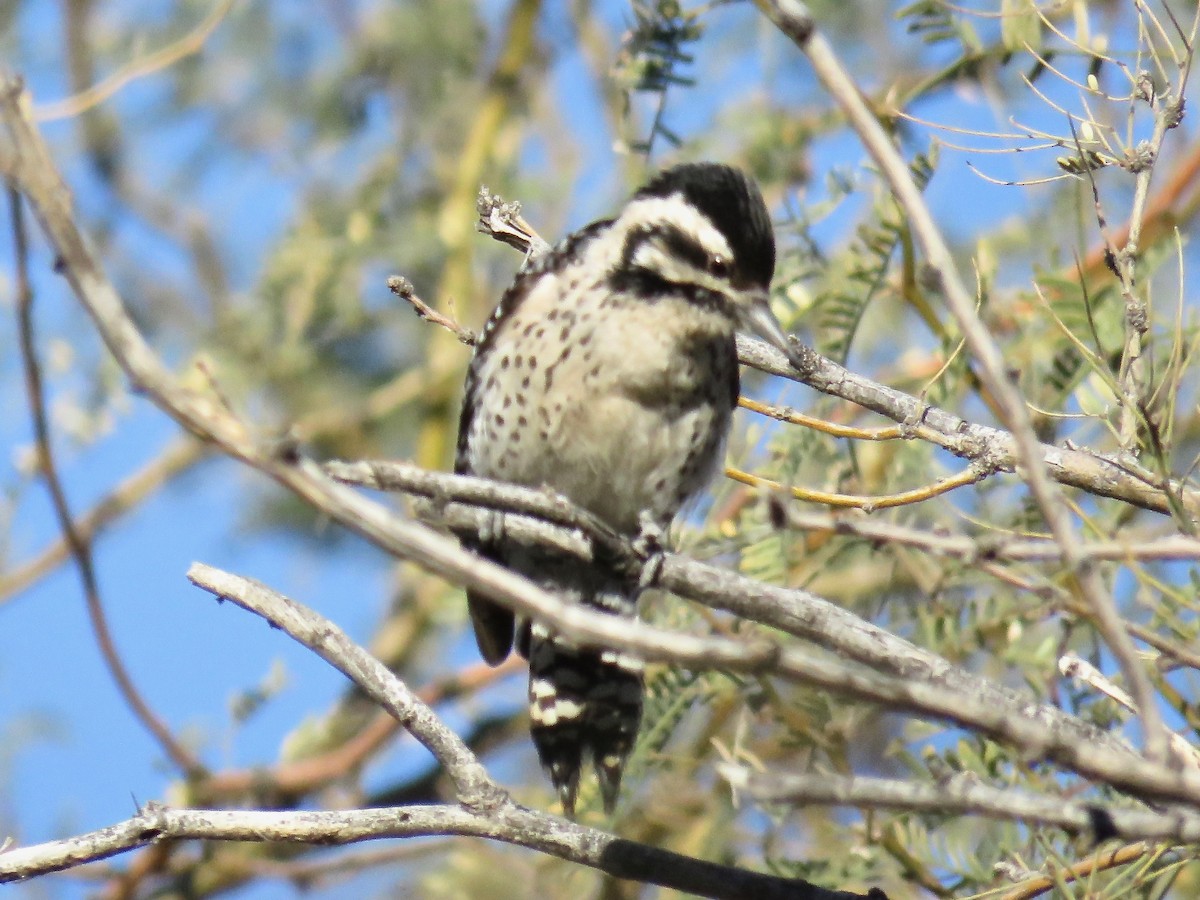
[616,194,734,260]
[628,238,703,287]
[583,192,736,278]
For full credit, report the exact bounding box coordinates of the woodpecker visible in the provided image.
[455,162,801,814]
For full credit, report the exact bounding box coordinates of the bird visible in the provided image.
[454,162,803,815]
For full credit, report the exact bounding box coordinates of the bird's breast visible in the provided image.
[464,280,736,532]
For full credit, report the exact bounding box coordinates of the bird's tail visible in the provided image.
[520,555,644,816]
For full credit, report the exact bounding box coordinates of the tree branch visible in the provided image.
[187,563,502,807]
[0,803,882,899]
[723,768,1200,843]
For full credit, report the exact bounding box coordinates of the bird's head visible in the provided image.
[610,162,802,369]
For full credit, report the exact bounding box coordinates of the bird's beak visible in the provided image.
[742,291,804,372]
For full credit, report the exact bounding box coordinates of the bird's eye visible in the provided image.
[708,255,730,277]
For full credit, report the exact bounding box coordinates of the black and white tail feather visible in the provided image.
[522,552,644,813]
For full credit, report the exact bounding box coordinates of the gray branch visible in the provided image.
[187,563,501,807]
[737,335,1196,518]
[0,802,880,899]
[723,769,1200,843]
[2,559,882,899]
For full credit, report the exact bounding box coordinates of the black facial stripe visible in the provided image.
[604,267,732,316]
[610,221,734,314]
[618,222,713,276]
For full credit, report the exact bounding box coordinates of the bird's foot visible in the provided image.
[633,514,666,591]
[479,507,506,545]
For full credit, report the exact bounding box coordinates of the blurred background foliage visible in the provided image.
[3,0,1200,897]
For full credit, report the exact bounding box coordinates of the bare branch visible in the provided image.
[387,275,477,345]
[723,768,1200,843]
[0,802,881,899]
[35,0,237,122]
[738,335,1200,517]
[0,558,880,900]
[187,563,502,806]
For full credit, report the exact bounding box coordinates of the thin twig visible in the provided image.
[193,656,522,804]
[782,506,1200,564]
[726,462,989,511]
[0,436,208,607]
[387,275,476,345]
[6,182,205,779]
[738,396,930,441]
[36,0,238,121]
[1000,841,1159,900]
